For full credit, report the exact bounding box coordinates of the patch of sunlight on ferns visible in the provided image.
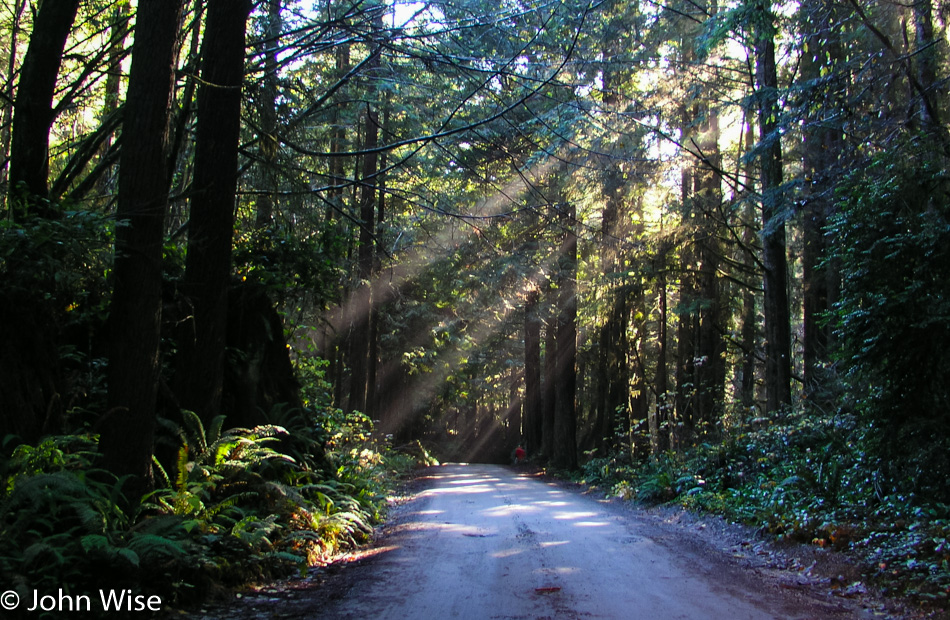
[1,400,419,605]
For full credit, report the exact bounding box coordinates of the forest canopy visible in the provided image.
[2,0,950,609]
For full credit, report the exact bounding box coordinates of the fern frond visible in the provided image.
[181,410,208,455]
[72,501,106,534]
[174,445,190,491]
[127,533,186,560]
[152,456,172,489]
[207,414,227,445]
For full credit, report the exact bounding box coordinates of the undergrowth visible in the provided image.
[0,400,420,617]
[0,214,424,617]
[578,409,950,609]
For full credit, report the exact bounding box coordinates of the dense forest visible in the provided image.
[2,0,950,613]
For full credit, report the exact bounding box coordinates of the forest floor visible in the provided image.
[180,464,933,619]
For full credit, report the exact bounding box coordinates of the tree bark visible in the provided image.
[599,292,629,450]
[800,0,841,394]
[675,166,698,446]
[0,0,27,212]
[255,0,282,228]
[100,0,186,482]
[523,289,542,454]
[652,240,670,454]
[541,312,556,458]
[553,202,578,470]
[753,0,792,413]
[347,42,382,415]
[695,100,725,434]
[177,0,252,422]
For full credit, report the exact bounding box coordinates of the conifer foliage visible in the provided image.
[1,0,949,608]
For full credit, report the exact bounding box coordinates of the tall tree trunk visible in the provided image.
[599,292,629,450]
[553,202,578,470]
[592,29,628,456]
[652,239,670,454]
[0,0,27,212]
[7,0,80,218]
[695,100,725,435]
[800,0,841,394]
[739,282,758,409]
[177,0,252,422]
[100,0,186,482]
[318,42,351,405]
[524,289,542,455]
[753,0,792,413]
[92,2,131,201]
[675,165,698,447]
[255,0,282,228]
[367,96,391,418]
[541,312,557,458]
[738,117,760,411]
[347,42,382,415]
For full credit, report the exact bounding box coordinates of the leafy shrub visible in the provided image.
[0,396,415,611]
[589,405,950,607]
[830,137,950,501]
[0,210,112,308]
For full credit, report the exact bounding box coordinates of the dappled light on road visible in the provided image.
[317,464,821,620]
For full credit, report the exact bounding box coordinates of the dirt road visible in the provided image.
[188,463,898,619]
[306,464,879,620]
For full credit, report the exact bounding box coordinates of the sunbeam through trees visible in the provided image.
[2,0,950,612]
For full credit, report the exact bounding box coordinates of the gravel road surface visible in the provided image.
[308,463,879,619]
[186,463,905,619]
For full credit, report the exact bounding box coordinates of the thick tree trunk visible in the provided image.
[800,0,841,394]
[7,0,80,218]
[652,243,670,454]
[675,167,698,446]
[594,156,627,455]
[754,0,792,413]
[100,0,186,482]
[601,291,629,448]
[177,0,252,422]
[738,119,760,411]
[524,289,542,455]
[255,0,283,228]
[0,0,27,211]
[695,103,725,435]
[541,313,556,458]
[347,45,381,415]
[553,203,578,470]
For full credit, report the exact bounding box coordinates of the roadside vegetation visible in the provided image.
[4,0,950,617]
[577,405,950,609]
[0,219,421,609]
[1,406,419,614]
